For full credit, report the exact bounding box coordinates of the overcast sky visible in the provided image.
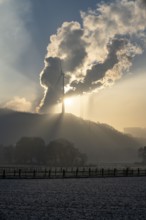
[0,0,146,131]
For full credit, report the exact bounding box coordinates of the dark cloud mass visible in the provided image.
[58,22,87,72]
[38,0,146,113]
[38,57,62,113]
[41,57,61,88]
[69,38,130,95]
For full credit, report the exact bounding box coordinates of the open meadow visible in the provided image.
[0,177,146,219]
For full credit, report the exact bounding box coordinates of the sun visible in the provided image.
[64,98,73,106]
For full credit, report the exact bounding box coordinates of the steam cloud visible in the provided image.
[4,97,32,112]
[38,0,146,113]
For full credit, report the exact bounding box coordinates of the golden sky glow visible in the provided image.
[0,0,146,133]
[54,73,146,132]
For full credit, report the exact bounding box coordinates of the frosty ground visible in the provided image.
[0,177,146,220]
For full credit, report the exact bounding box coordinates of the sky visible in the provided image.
[0,0,146,131]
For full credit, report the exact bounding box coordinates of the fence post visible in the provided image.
[25,170,27,178]
[114,168,117,177]
[44,169,47,178]
[95,168,98,176]
[126,168,129,177]
[63,169,65,178]
[33,170,36,178]
[48,169,51,178]
[107,169,110,177]
[137,168,140,176]
[76,168,78,177]
[82,168,85,177]
[101,168,104,177]
[19,169,21,178]
[3,169,5,179]
[89,168,91,177]
[123,168,125,177]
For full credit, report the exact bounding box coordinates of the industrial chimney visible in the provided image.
[62,70,65,114]
[60,61,65,114]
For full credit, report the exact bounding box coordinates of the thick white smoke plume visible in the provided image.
[38,0,146,113]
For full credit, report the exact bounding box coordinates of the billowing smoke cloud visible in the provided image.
[38,57,62,113]
[38,0,146,113]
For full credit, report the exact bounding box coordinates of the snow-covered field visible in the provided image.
[0,177,146,219]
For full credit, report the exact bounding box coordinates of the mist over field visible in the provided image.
[0,109,141,163]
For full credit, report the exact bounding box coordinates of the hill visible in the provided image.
[124,127,146,145]
[0,108,141,163]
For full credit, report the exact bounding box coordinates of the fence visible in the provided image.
[0,167,146,179]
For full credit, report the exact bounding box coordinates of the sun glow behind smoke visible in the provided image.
[64,98,73,106]
[55,97,73,113]
[36,0,146,131]
[64,96,82,114]
[54,95,86,116]
[38,0,146,113]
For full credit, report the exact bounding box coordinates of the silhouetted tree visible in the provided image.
[15,137,45,164]
[0,144,14,164]
[0,144,4,164]
[46,138,87,166]
[138,146,146,164]
[0,137,87,166]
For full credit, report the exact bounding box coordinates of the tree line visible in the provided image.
[0,137,87,166]
[138,146,146,164]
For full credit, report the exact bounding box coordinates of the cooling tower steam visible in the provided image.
[38,0,146,113]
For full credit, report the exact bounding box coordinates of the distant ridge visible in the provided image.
[0,108,141,163]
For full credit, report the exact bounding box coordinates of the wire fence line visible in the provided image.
[0,167,146,179]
